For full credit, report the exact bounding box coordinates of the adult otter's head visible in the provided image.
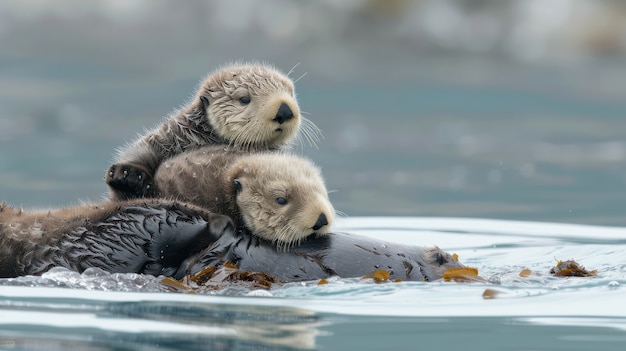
[228,153,334,248]
[195,63,304,150]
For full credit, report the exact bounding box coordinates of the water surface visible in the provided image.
[1,217,625,350]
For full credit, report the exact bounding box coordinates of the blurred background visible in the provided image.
[0,0,625,225]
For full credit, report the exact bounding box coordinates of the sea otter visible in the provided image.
[153,146,334,248]
[0,200,462,281]
[106,63,318,201]
[180,231,462,282]
[0,199,234,278]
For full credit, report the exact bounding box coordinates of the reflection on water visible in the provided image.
[317,316,626,351]
[0,294,320,350]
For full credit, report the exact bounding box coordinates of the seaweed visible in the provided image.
[362,269,391,283]
[161,260,282,292]
[442,267,481,282]
[482,288,501,299]
[550,259,597,277]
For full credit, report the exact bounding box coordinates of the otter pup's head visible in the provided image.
[229,153,334,248]
[196,63,304,150]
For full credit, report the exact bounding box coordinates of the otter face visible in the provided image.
[232,154,334,248]
[200,64,301,150]
[423,247,462,278]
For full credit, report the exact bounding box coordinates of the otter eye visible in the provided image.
[233,180,242,193]
[435,252,446,266]
[200,95,210,109]
[239,96,251,105]
[276,197,288,205]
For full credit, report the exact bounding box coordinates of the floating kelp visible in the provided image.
[550,259,597,277]
[163,265,426,293]
[441,253,483,283]
[442,267,482,282]
[362,269,391,283]
[482,288,502,299]
[162,260,282,293]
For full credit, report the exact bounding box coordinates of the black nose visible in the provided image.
[273,103,294,124]
[312,213,328,231]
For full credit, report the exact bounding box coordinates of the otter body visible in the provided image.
[0,200,233,278]
[154,146,334,247]
[182,231,462,282]
[0,200,461,281]
[106,63,311,201]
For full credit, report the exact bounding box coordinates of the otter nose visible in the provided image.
[273,103,294,124]
[312,213,328,231]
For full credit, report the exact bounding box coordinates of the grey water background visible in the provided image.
[1,0,625,226]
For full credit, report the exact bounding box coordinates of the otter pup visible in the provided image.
[0,199,234,278]
[106,63,317,201]
[153,146,334,248]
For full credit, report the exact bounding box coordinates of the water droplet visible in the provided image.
[165,164,171,169]
[192,172,197,178]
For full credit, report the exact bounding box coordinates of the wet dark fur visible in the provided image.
[0,200,462,281]
[181,231,463,282]
[0,199,234,278]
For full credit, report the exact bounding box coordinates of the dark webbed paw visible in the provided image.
[146,212,236,278]
[208,214,236,239]
[105,163,154,200]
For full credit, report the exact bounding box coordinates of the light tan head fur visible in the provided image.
[227,153,334,248]
[195,64,303,150]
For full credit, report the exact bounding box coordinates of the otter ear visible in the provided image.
[200,95,210,109]
[233,179,242,194]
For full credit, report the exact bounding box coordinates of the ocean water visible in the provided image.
[1,3,626,350]
[1,217,625,351]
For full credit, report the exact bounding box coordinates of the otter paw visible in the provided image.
[144,213,235,277]
[106,163,153,200]
[209,214,236,238]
